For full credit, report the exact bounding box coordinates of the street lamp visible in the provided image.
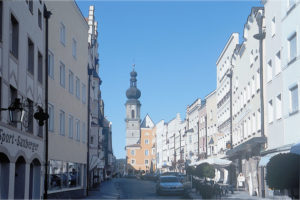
[0,98,48,126]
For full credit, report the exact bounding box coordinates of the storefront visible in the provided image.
[0,124,44,199]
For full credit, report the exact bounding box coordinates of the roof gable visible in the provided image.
[141,114,154,128]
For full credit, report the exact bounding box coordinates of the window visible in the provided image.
[145,160,149,165]
[82,122,86,143]
[69,71,74,94]
[131,159,135,165]
[82,84,86,104]
[288,33,297,62]
[275,51,281,75]
[131,150,135,155]
[48,50,54,79]
[267,60,272,82]
[145,150,149,156]
[38,51,43,84]
[256,70,260,91]
[268,100,274,123]
[72,39,77,58]
[68,115,73,138]
[145,139,149,145]
[271,17,275,37]
[27,38,34,75]
[10,14,19,59]
[257,109,261,132]
[252,113,256,134]
[251,76,255,96]
[28,0,33,14]
[60,23,65,45]
[27,99,33,134]
[276,94,282,119]
[48,104,54,132]
[131,110,135,119]
[290,85,299,113]
[76,77,80,99]
[60,110,65,135]
[76,119,80,141]
[247,83,250,101]
[289,0,296,8]
[38,9,42,29]
[60,62,65,87]
[90,136,94,144]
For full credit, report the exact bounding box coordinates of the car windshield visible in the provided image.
[160,177,178,183]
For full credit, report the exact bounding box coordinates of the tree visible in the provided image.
[266,153,299,199]
[196,163,215,179]
[186,166,195,176]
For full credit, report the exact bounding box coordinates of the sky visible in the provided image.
[76,0,261,159]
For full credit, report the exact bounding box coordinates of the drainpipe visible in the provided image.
[43,5,51,200]
[205,116,208,158]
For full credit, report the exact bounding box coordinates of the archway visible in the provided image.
[0,153,10,199]
[14,156,26,199]
[29,159,41,199]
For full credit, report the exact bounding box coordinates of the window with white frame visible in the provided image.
[60,23,65,45]
[290,85,299,113]
[48,50,54,79]
[82,122,86,143]
[267,60,272,82]
[247,83,250,101]
[145,150,149,156]
[76,119,80,141]
[48,104,54,132]
[276,94,282,119]
[268,100,274,123]
[131,150,135,155]
[68,115,73,138]
[145,160,149,165]
[82,83,86,103]
[76,77,80,99]
[288,33,297,62]
[145,139,149,144]
[247,117,251,136]
[60,62,65,88]
[10,14,19,59]
[257,109,261,131]
[72,39,77,58]
[252,113,256,134]
[131,159,135,165]
[69,70,74,94]
[271,17,275,37]
[59,110,65,135]
[251,76,255,96]
[275,51,281,75]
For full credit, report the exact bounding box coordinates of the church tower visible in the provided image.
[125,65,141,147]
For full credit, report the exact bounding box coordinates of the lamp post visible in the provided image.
[226,69,233,149]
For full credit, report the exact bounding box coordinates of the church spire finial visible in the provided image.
[132,63,135,71]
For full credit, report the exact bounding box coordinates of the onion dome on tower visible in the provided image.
[126,64,141,100]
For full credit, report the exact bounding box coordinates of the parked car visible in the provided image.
[156,176,184,195]
[141,173,158,181]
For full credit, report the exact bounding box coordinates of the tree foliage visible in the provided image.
[186,166,195,176]
[266,153,299,191]
[195,163,215,179]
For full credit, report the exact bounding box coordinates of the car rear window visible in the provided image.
[160,177,178,182]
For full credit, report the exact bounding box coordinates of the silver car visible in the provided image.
[156,176,184,195]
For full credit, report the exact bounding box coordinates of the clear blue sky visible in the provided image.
[77,0,261,159]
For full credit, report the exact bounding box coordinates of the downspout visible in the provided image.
[87,67,92,196]
[43,5,51,200]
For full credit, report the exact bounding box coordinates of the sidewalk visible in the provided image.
[221,190,262,199]
[84,179,120,199]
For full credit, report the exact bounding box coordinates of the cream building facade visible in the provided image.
[0,0,46,199]
[46,1,88,197]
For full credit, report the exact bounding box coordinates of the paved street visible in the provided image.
[85,178,186,199]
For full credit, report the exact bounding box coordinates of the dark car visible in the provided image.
[156,176,184,195]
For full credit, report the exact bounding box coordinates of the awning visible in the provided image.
[190,157,232,167]
[291,142,300,155]
[226,136,267,157]
[258,152,279,167]
[89,156,101,170]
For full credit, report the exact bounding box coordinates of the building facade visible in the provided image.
[0,0,46,198]
[46,1,88,197]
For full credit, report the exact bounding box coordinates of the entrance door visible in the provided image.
[14,156,26,199]
[0,153,9,199]
[29,159,41,199]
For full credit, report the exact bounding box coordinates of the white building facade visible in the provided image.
[46,1,89,198]
[0,0,46,199]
